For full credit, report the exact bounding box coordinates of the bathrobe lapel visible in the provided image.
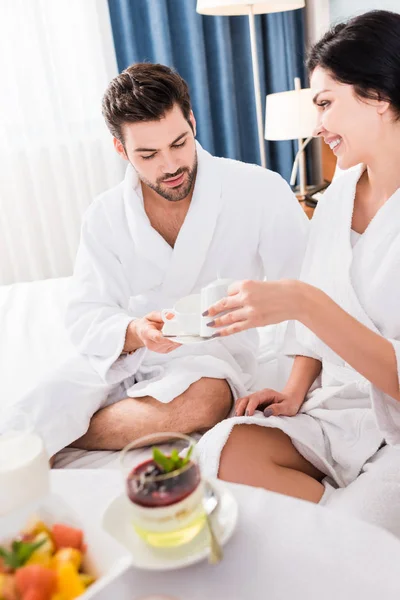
[297,166,386,364]
[123,163,172,290]
[350,185,400,335]
[122,143,223,310]
[161,143,223,299]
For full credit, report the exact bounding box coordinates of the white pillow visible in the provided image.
[0,277,77,410]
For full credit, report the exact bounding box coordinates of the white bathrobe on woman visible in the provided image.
[198,164,400,488]
[2,143,308,457]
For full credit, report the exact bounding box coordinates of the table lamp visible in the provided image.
[196,0,306,169]
[265,77,316,198]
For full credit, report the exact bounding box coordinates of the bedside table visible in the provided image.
[298,199,315,219]
[294,182,330,219]
[294,140,335,219]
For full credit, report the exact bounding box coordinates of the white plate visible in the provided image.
[102,479,238,571]
[164,335,215,345]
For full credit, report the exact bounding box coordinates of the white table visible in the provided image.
[52,470,400,600]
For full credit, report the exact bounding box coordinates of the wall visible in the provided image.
[305,0,330,44]
[329,0,400,23]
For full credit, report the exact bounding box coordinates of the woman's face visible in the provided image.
[310,67,391,170]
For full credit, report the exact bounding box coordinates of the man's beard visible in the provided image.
[138,152,198,202]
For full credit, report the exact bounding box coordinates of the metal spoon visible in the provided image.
[203,481,219,515]
[203,482,223,564]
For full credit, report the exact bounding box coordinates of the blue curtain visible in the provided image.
[107,0,306,181]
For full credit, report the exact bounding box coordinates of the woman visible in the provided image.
[197,10,400,506]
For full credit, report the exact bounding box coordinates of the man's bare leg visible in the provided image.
[218,424,325,503]
[71,377,232,450]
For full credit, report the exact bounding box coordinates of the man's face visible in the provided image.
[115,104,198,202]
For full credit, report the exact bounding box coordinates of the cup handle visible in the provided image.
[161,308,177,323]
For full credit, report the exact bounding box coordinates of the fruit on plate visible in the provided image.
[51,526,83,553]
[56,562,85,599]
[15,565,57,599]
[0,521,94,600]
[52,549,82,571]
[25,533,55,568]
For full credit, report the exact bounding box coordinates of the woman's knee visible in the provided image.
[218,424,323,481]
[219,424,258,469]
[218,424,277,482]
[222,424,286,459]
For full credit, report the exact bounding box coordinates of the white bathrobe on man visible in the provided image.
[198,164,400,496]
[3,143,308,458]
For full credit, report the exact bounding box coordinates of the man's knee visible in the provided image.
[171,377,233,432]
[197,377,233,428]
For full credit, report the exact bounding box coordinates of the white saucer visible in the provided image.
[164,335,215,345]
[102,479,238,571]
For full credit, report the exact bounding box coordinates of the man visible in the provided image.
[3,63,308,458]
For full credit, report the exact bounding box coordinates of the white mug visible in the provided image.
[0,411,50,516]
[200,278,235,337]
[161,294,201,336]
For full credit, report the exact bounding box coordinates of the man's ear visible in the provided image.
[113,137,128,160]
[189,110,197,137]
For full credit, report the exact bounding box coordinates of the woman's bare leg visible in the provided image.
[218,424,325,503]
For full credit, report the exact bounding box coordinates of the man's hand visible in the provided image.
[235,388,304,418]
[124,312,181,354]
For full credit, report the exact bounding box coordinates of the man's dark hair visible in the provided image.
[102,62,193,142]
[307,10,400,120]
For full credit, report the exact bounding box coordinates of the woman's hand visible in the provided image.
[235,388,304,418]
[204,279,301,337]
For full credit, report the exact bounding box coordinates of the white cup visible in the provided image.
[0,412,50,516]
[161,294,201,336]
[200,278,235,337]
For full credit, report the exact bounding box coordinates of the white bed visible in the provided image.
[0,277,287,469]
[2,277,400,540]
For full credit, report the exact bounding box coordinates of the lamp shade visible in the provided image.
[196,0,305,16]
[265,88,316,141]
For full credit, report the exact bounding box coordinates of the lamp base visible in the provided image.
[291,180,330,202]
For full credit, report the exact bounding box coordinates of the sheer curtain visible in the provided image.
[0,0,124,284]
